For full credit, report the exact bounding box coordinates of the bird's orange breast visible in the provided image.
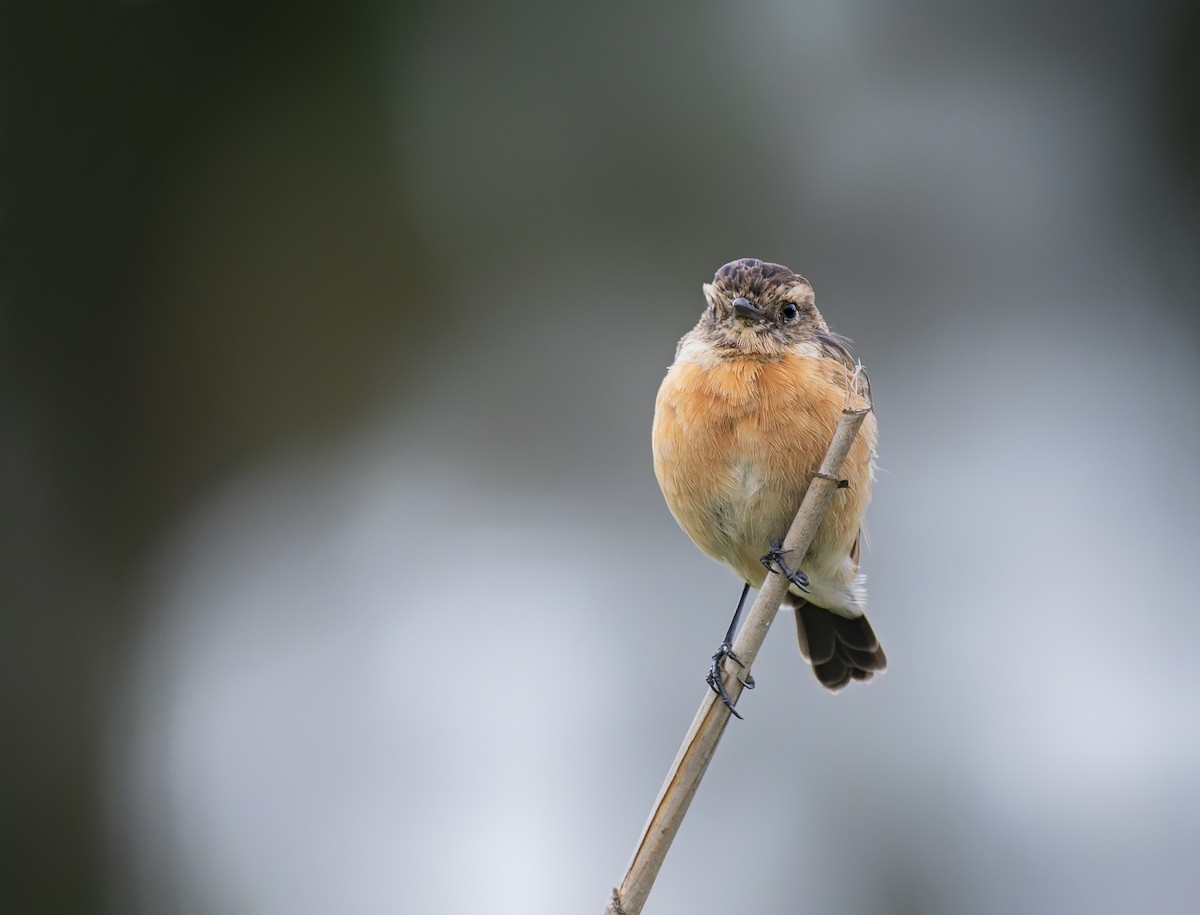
[652,351,875,588]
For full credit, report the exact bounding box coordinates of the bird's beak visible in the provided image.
[732,297,766,322]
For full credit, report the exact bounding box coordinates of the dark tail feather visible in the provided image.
[788,594,887,692]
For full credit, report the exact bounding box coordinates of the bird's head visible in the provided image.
[697,258,829,357]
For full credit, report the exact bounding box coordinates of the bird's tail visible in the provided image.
[785,593,887,691]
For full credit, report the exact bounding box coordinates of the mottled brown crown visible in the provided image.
[711,257,811,299]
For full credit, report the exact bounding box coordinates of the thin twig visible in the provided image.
[604,405,871,915]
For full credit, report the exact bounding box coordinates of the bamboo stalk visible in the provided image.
[605,405,872,915]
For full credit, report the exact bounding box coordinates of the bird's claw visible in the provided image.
[707,641,754,719]
[760,538,809,592]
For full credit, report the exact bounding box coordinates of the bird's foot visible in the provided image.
[706,642,755,719]
[760,539,809,592]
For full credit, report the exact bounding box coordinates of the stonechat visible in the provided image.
[652,258,886,704]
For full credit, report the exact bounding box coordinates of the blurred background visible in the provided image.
[4,1,1198,913]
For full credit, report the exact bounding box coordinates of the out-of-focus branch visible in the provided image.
[604,405,872,915]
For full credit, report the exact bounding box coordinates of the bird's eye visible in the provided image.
[781,303,799,322]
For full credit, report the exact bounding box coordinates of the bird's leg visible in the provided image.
[761,538,809,592]
[707,582,755,719]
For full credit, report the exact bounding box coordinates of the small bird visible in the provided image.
[652,258,885,707]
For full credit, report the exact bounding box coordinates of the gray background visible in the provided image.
[4,1,1198,913]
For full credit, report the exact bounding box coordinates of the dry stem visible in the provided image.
[604,405,871,915]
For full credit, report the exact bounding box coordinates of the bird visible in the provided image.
[652,257,885,709]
